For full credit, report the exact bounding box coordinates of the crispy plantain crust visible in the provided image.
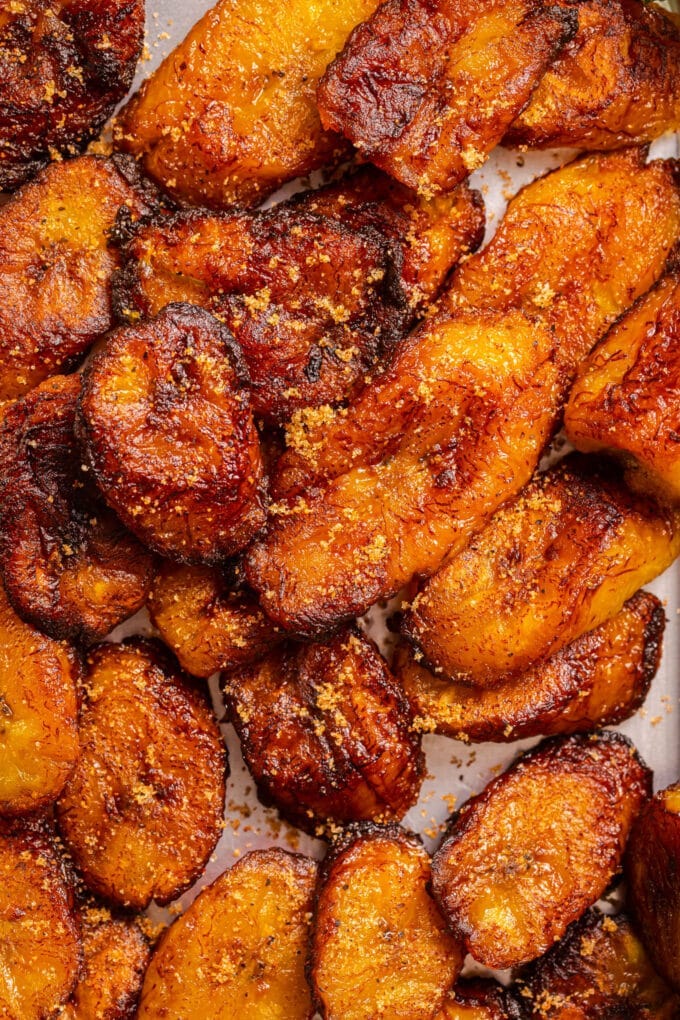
[57,639,227,910]
[137,849,317,1020]
[114,0,380,209]
[516,908,680,1018]
[0,374,154,644]
[437,980,524,1020]
[223,628,424,836]
[404,457,680,685]
[317,0,577,195]
[78,304,266,564]
[506,0,680,150]
[566,269,680,505]
[431,732,651,969]
[626,782,680,992]
[396,591,664,743]
[0,0,144,191]
[310,823,464,1020]
[0,819,81,1019]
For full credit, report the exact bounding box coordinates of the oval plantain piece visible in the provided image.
[515,908,680,1018]
[0,819,81,1019]
[78,303,266,564]
[437,979,524,1020]
[137,848,317,1020]
[626,782,680,992]
[0,374,154,644]
[148,561,280,678]
[404,456,680,685]
[431,732,651,970]
[223,628,424,836]
[0,580,80,816]
[395,590,664,743]
[0,0,144,191]
[57,638,227,910]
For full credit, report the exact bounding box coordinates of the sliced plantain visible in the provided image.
[57,639,227,910]
[223,628,424,835]
[437,979,524,1020]
[431,732,651,969]
[137,848,317,1020]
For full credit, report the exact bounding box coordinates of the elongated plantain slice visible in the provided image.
[78,304,266,564]
[137,849,317,1020]
[0,374,154,644]
[57,639,227,909]
[114,0,381,209]
[396,590,664,743]
[506,0,680,150]
[437,980,524,1020]
[223,628,424,835]
[0,819,81,1019]
[516,908,680,1018]
[148,561,280,678]
[0,0,144,191]
[626,782,680,992]
[0,154,160,402]
[311,824,464,1020]
[566,269,680,505]
[317,0,577,195]
[431,732,651,969]
[404,457,680,685]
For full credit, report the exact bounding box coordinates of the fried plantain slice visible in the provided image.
[78,303,266,564]
[516,908,680,1019]
[0,0,144,191]
[223,627,424,836]
[431,732,651,970]
[437,979,524,1020]
[137,849,317,1020]
[0,580,80,816]
[396,591,664,743]
[566,269,680,505]
[626,782,680,992]
[0,374,154,644]
[404,456,680,686]
[61,905,150,1020]
[506,0,680,150]
[310,824,464,1020]
[114,0,381,210]
[148,561,279,678]
[0,154,160,402]
[0,819,81,1019]
[57,639,227,909]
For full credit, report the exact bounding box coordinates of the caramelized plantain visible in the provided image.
[506,0,680,150]
[57,639,226,909]
[626,782,680,992]
[137,849,317,1020]
[431,732,651,969]
[78,304,266,564]
[0,374,154,644]
[516,908,680,1019]
[566,269,680,505]
[396,591,664,743]
[148,561,279,678]
[223,628,424,836]
[0,819,81,1019]
[114,0,380,209]
[310,824,464,1020]
[317,0,577,195]
[404,457,680,685]
[0,0,144,191]
[437,980,524,1020]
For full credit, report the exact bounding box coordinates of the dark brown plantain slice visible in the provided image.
[437,979,524,1019]
[137,849,317,1020]
[57,638,227,910]
[310,824,464,1020]
[0,373,154,644]
[431,732,651,969]
[223,628,424,836]
[78,303,266,564]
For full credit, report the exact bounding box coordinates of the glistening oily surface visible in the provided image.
[126,0,680,974]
